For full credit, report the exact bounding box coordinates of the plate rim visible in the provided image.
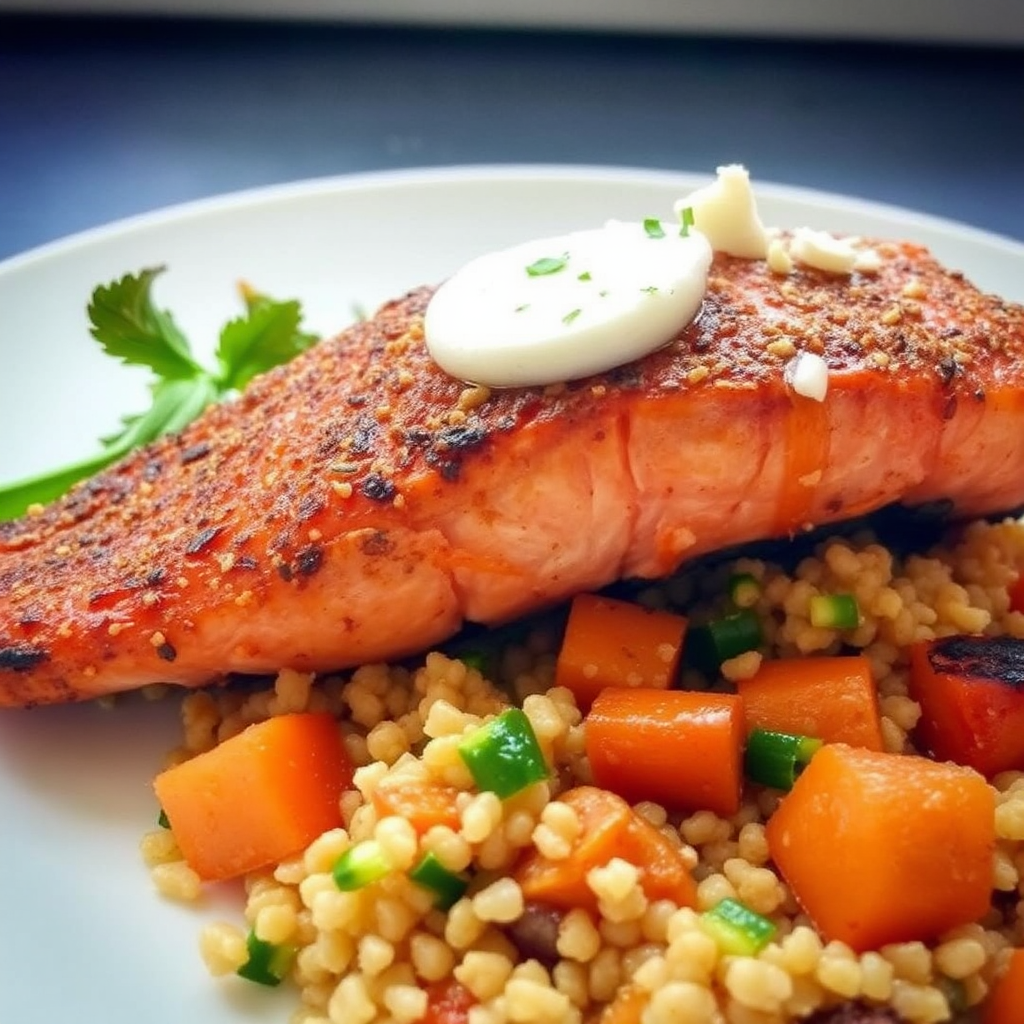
[4,162,1024,276]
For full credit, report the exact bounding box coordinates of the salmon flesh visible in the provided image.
[2,240,1023,707]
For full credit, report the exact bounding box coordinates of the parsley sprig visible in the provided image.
[0,266,317,521]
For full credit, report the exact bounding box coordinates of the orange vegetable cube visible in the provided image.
[585,687,745,816]
[371,779,462,833]
[154,712,353,881]
[766,743,994,952]
[909,636,1024,777]
[737,654,883,750]
[554,593,687,709]
[515,786,697,912]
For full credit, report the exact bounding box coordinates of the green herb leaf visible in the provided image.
[577,271,592,282]
[679,206,696,238]
[562,308,582,326]
[216,293,316,392]
[526,255,568,277]
[643,218,666,239]
[87,267,201,379]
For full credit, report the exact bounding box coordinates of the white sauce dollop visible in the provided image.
[674,164,769,259]
[424,221,713,388]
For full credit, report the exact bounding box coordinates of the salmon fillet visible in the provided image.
[2,238,1023,707]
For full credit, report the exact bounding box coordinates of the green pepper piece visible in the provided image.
[744,727,823,791]
[408,851,470,910]
[458,708,549,799]
[332,839,391,891]
[700,897,777,956]
[808,593,860,629]
[236,929,297,987]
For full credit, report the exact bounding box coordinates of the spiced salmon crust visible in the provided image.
[2,239,1023,707]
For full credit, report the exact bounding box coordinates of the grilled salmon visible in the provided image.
[1,239,1023,707]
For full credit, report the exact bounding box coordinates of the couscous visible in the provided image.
[142,516,1024,1024]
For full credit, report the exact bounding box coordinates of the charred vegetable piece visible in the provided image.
[585,686,745,816]
[744,727,823,790]
[736,655,884,751]
[766,744,994,952]
[808,593,860,629]
[408,852,469,910]
[332,839,392,891]
[554,593,688,709]
[701,896,777,955]
[156,808,170,829]
[908,635,1024,777]
[686,608,762,671]
[152,712,351,882]
[458,708,549,799]
[236,928,297,987]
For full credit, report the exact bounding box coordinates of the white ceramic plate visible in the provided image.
[1,165,1023,1024]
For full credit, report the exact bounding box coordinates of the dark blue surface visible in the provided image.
[1,15,1022,262]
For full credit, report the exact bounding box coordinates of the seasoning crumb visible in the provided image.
[234,590,255,608]
[332,481,354,499]
[902,278,927,300]
[308,529,323,542]
[590,384,608,398]
[150,631,167,648]
[216,553,236,573]
[881,306,903,326]
[458,385,492,412]
[393,494,407,510]
[26,503,44,517]
[766,339,797,359]
[687,366,710,385]
[107,622,132,637]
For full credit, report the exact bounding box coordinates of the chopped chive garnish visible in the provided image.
[526,255,568,277]
[458,707,549,799]
[408,851,470,910]
[808,593,860,630]
[679,206,695,237]
[578,271,592,281]
[700,897,776,956]
[514,303,530,313]
[157,808,170,829]
[332,839,392,891]
[236,929,297,987]
[745,727,823,790]
[643,218,666,239]
[687,608,763,671]
[598,290,609,298]
[641,285,659,295]
[563,309,582,326]
[728,572,761,609]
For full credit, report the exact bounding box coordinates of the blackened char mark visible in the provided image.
[927,635,1024,690]
[0,643,48,671]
